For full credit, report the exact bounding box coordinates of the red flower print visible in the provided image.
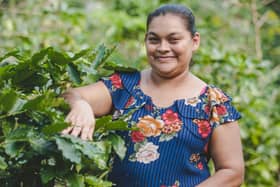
[125,96,135,108]
[190,154,204,171]
[190,153,200,162]
[193,119,211,138]
[162,125,174,134]
[162,109,182,126]
[204,104,211,115]
[197,162,204,170]
[110,73,123,89]
[216,105,227,115]
[171,123,182,132]
[131,131,145,143]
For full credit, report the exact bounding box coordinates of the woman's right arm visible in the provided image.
[61,81,112,140]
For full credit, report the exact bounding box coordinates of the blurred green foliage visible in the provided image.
[0,0,279,186]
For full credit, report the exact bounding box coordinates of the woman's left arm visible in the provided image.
[197,121,245,187]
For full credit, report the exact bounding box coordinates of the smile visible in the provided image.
[155,56,176,61]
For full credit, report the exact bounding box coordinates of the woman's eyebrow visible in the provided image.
[146,32,158,37]
[146,32,181,37]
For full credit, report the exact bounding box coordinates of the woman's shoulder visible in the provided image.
[190,74,232,103]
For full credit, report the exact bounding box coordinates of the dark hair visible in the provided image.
[146,4,197,36]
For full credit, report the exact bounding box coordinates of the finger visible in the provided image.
[87,126,95,141]
[71,126,82,137]
[81,125,90,140]
[61,126,73,134]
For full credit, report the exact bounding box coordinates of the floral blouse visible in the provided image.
[101,71,241,187]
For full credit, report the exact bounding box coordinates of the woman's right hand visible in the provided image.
[62,99,95,141]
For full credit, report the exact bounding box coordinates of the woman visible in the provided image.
[62,4,244,187]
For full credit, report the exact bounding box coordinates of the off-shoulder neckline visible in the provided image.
[133,71,209,110]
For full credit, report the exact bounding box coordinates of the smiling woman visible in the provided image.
[145,13,200,78]
[62,4,244,187]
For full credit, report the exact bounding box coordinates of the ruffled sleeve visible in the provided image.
[100,71,139,110]
[204,86,241,128]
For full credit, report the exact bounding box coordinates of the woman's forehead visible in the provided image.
[148,14,187,30]
[147,14,189,36]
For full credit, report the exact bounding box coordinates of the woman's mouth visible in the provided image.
[155,56,176,62]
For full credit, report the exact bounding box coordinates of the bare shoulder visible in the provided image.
[188,73,207,96]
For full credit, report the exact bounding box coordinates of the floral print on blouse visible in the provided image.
[101,71,241,187]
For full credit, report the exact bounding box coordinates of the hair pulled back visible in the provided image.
[146,4,197,36]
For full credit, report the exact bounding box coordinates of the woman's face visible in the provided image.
[145,13,200,78]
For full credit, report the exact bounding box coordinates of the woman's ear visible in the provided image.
[192,32,200,51]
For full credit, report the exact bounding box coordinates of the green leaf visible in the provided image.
[11,62,35,85]
[71,48,92,61]
[4,142,26,158]
[85,176,113,187]
[1,121,13,136]
[55,137,82,164]
[0,49,20,62]
[102,61,137,72]
[31,47,50,65]
[104,120,130,131]
[95,116,130,132]
[79,141,106,158]
[3,127,30,157]
[82,141,111,170]
[23,92,63,112]
[62,135,110,170]
[48,48,70,65]
[42,122,69,135]
[40,167,56,184]
[92,44,107,69]
[66,63,82,84]
[22,94,46,110]
[95,116,112,131]
[27,131,51,154]
[0,89,25,114]
[107,134,126,160]
[6,127,30,140]
[0,156,8,170]
[66,174,85,187]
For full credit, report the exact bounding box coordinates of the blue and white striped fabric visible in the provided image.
[101,71,241,187]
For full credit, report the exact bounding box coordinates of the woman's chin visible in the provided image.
[152,68,182,78]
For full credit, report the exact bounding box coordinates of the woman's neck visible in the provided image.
[148,68,192,88]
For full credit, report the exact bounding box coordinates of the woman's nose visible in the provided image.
[157,40,170,52]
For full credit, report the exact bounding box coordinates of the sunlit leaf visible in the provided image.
[107,134,126,160]
[85,176,113,187]
[0,156,8,170]
[66,174,85,187]
[102,61,137,72]
[42,122,69,135]
[66,63,82,84]
[55,137,82,164]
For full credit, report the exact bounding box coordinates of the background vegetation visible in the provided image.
[0,0,279,186]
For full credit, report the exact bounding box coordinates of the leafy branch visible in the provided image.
[0,45,136,186]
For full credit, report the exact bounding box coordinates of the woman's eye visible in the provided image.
[148,38,159,43]
[169,38,179,44]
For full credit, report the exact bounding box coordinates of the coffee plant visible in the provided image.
[0,44,136,187]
